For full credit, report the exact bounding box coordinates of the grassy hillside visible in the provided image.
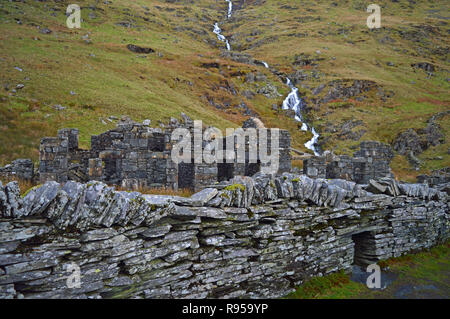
[0,0,448,181]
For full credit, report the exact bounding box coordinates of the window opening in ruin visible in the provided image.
[218,163,234,182]
[178,162,195,190]
[245,160,261,177]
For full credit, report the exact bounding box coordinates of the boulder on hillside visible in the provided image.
[126,44,155,54]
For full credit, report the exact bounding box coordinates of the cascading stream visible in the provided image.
[213,23,231,51]
[213,1,320,155]
[213,1,233,51]
[226,0,233,18]
[283,78,320,155]
[262,64,320,155]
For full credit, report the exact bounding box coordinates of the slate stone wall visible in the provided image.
[0,159,34,181]
[303,141,394,184]
[0,173,448,299]
[418,168,450,187]
[39,137,69,183]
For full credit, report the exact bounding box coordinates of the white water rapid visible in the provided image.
[213,1,320,155]
[213,1,233,51]
[226,0,233,18]
[213,23,231,51]
[282,78,320,155]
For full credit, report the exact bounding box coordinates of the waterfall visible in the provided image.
[213,23,231,51]
[213,1,233,51]
[226,0,233,19]
[212,1,320,155]
[282,78,320,155]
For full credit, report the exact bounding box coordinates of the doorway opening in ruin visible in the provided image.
[218,163,234,182]
[178,162,195,190]
[245,160,261,177]
[148,134,166,152]
[103,158,119,181]
[351,232,374,266]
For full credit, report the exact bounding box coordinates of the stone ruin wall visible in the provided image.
[418,168,450,187]
[0,173,448,299]
[1,126,394,192]
[0,159,34,182]
[303,141,395,184]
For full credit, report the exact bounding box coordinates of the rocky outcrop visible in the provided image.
[310,79,394,105]
[393,125,444,156]
[393,111,448,167]
[0,173,448,299]
[242,117,265,129]
[411,62,437,74]
[323,119,367,142]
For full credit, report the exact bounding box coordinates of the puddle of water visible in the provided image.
[394,284,444,299]
[350,265,398,290]
[352,265,448,298]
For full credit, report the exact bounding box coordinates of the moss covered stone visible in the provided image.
[224,184,246,192]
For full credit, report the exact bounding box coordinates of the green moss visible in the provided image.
[107,284,139,299]
[21,184,42,198]
[220,192,230,199]
[224,184,246,192]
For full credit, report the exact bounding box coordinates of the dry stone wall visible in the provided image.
[0,173,448,299]
[418,168,450,190]
[0,159,34,181]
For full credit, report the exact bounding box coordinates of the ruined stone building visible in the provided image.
[38,116,292,191]
[303,141,395,184]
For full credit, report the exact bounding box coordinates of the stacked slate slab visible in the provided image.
[39,137,69,183]
[418,168,450,186]
[0,173,448,299]
[0,159,34,181]
[353,141,394,184]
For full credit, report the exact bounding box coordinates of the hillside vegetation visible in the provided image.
[0,0,448,181]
